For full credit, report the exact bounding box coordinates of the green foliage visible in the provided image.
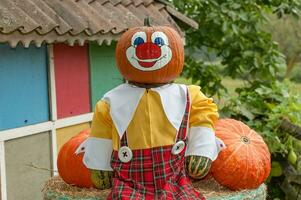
[265,15,301,78]
[182,57,225,97]
[172,0,291,91]
[220,80,301,199]
[170,0,301,199]
[290,63,301,82]
[221,80,301,156]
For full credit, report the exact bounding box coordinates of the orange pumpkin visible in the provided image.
[57,129,93,188]
[115,24,184,84]
[211,119,271,190]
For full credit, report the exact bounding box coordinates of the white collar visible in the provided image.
[102,83,188,138]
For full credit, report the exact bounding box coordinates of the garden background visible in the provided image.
[170,0,301,199]
[0,0,300,199]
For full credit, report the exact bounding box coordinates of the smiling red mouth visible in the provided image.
[138,60,157,68]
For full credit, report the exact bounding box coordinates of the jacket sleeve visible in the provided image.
[76,100,113,171]
[185,85,225,161]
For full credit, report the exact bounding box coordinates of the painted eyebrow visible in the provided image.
[131,31,147,45]
[151,31,169,44]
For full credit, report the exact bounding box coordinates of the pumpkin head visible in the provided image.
[57,129,93,188]
[115,24,184,84]
[211,119,271,190]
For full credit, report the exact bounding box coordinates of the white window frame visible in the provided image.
[0,45,93,200]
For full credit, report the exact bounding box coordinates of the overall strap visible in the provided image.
[176,87,191,142]
[120,132,128,147]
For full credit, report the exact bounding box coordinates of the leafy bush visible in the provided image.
[220,80,301,199]
[170,0,301,199]
[221,80,301,154]
[264,15,301,78]
[290,63,301,83]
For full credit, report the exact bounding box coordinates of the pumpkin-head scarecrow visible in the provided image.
[115,21,184,84]
[78,19,225,199]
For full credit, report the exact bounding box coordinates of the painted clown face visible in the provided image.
[116,26,184,84]
[126,31,172,71]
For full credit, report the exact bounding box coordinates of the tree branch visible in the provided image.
[280,117,301,140]
[26,162,57,173]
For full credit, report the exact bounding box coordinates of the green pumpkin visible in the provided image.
[185,155,212,179]
[90,170,113,190]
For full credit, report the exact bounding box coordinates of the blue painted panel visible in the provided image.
[0,44,49,131]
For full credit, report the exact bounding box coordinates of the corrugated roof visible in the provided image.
[0,0,198,47]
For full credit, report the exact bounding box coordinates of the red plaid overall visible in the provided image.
[108,91,205,200]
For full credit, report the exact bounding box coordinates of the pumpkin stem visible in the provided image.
[144,16,151,27]
[241,136,250,144]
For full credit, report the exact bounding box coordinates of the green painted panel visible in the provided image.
[5,132,52,200]
[89,43,123,109]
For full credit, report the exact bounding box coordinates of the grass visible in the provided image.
[176,77,301,95]
[175,77,193,85]
[292,82,301,94]
[175,77,247,96]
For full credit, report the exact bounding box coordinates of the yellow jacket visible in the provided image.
[78,83,222,171]
[91,84,218,150]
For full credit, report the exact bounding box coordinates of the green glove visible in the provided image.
[185,155,212,179]
[90,169,113,190]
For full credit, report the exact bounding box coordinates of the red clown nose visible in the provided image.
[136,43,161,59]
[135,43,161,68]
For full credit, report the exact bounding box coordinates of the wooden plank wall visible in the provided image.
[0,42,123,199]
[5,132,52,200]
[56,123,90,151]
[0,44,49,131]
[89,43,123,109]
[53,44,91,119]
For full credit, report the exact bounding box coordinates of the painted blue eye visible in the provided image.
[154,37,165,46]
[133,37,144,46]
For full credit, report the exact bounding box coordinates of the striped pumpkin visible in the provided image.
[211,119,271,190]
[90,169,113,190]
[185,155,212,179]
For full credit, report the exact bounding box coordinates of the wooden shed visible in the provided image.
[0,0,197,199]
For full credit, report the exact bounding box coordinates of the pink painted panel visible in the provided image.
[54,44,90,118]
